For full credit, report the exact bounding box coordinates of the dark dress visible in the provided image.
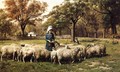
[45,33,55,51]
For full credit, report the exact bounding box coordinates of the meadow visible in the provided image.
[0,38,120,72]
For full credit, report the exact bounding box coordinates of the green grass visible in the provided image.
[0,38,120,72]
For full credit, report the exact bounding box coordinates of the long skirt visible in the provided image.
[46,42,55,51]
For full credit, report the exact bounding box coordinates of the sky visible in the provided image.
[0,0,64,13]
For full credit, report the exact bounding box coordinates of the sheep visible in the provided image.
[95,44,106,56]
[86,43,106,57]
[86,45,101,58]
[31,45,44,62]
[77,45,87,60]
[39,48,51,61]
[20,46,35,62]
[0,44,22,61]
[69,45,87,60]
[76,50,84,62]
[50,49,57,64]
[50,45,71,64]
[56,46,80,65]
[31,44,51,62]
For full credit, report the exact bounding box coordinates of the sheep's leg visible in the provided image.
[53,59,55,64]
[84,56,86,60]
[53,58,56,64]
[71,56,75,63]
[58,60,61,65]
[34,56,37,62]
[53,56,56,64]
[18,55,21,62]
[23,56,25,63]
[83,54,86,60]
[50,56,53,63]
[31,53,35,62]
[17,54,20,62]
[30,57,33,63]
[72,59,75,63]
[79,56,82,62]
[1,52,5,61]
[17,56,19,62]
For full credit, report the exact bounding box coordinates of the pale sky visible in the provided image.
[0,0,64,13]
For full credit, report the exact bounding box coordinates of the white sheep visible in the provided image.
[31,45,44,62]
[96,44,106,56]
[69,45,86,60]
[25,44,51,62]
[39,48,51,61]
[0,44,21,61]
[86,45,101,58]
[20,46,35,62]
[50,49,57,64]
[56,46,80,65]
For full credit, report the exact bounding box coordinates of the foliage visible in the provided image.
[0,9,12,38]
[44,1,91,42]
[4,0,47,36]
[92,0,120,34]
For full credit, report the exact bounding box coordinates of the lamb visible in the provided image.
[50,49,57,64]
[56,46,80,65]
[0,43,22,61]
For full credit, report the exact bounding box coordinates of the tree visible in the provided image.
[4,0,47,36]
[47,1,89,42]
[92,0,120,35]
[43,8,71,35]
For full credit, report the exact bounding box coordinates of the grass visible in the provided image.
[0,38,120,72]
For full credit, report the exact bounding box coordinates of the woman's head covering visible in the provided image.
[47,26,53,33]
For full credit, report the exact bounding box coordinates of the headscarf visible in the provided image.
[47,26,53,33]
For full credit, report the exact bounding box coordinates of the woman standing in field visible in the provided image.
[45,26,55,51]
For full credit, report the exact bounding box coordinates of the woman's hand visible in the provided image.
[47,40,51,42]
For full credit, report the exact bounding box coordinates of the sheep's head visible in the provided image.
[74,47,80,53]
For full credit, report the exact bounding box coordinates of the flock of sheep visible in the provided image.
[0,42,106,65]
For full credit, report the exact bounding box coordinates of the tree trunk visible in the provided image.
[110,15,117,34]
[84,27,88,37]
[111,23,117,34]
[103,29,105,38]
[59,29,62,36]
[71,23,75,42]
[20,23,26,37]
[94,31,98,38]
[94,28,98,38]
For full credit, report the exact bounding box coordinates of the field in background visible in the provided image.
[0,38,120,72]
